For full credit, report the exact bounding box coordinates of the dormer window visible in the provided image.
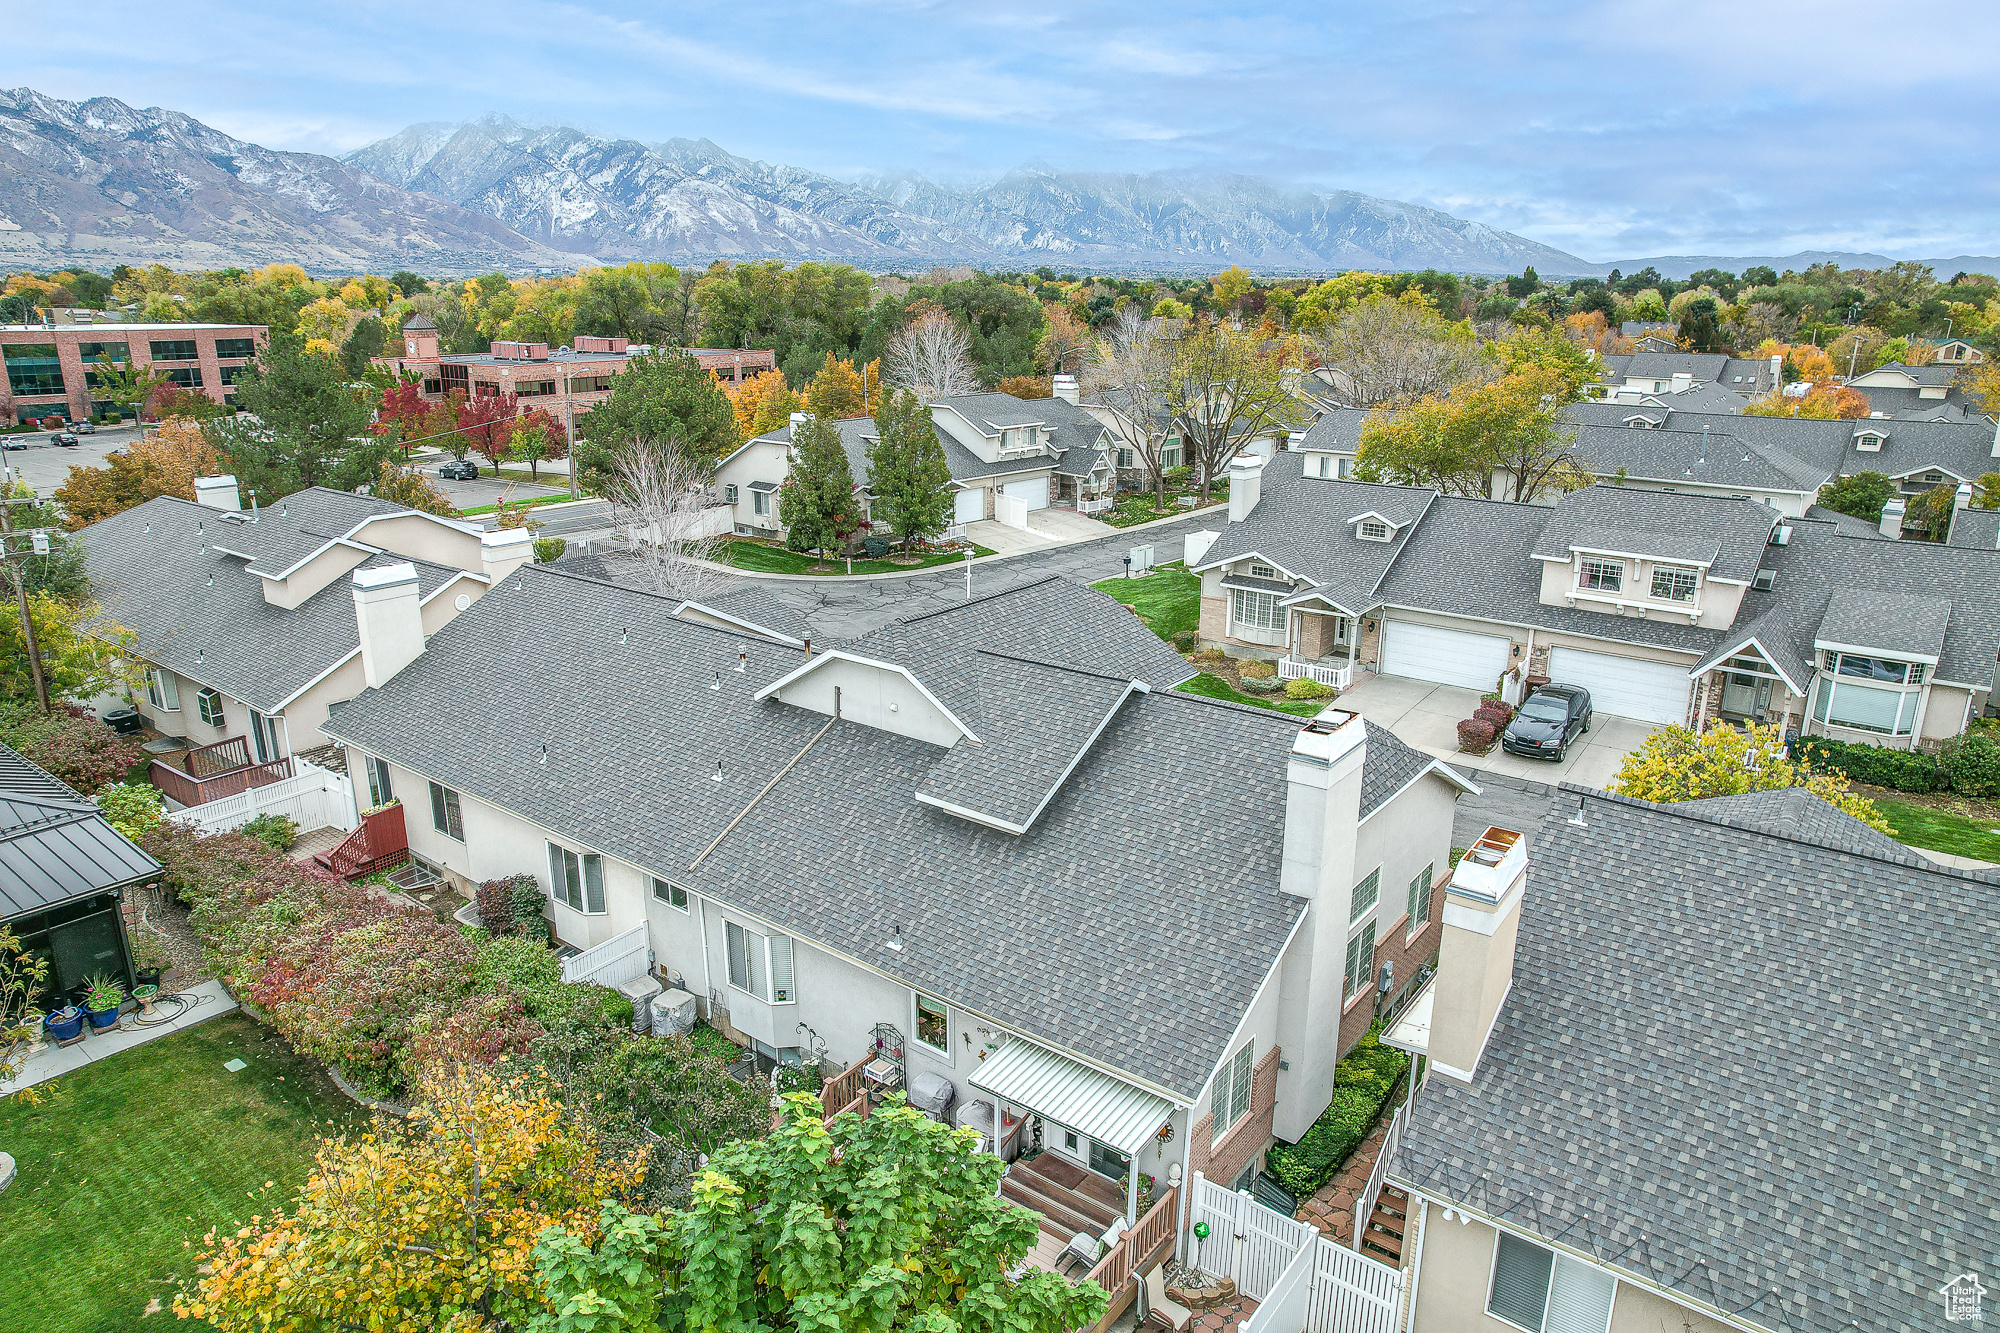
[1249,563,1278,579]
[1580,558,1623,593]
[1855,431,1886,452]
[1357,519,1391,542]
[1650,566,1698,603]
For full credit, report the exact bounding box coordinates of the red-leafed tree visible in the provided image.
[457,391,520,473]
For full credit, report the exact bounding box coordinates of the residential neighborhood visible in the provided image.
[3,128,2000,1333]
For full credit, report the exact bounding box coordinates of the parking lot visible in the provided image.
[0,423,145,491]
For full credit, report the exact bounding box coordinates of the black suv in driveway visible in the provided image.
[435,458,481,481]
[1500,684,1593,760]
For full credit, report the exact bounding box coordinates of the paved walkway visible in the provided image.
[1297,1112,1394,1244]
[2,979,239,1095]
[1187,1293,1259,1333]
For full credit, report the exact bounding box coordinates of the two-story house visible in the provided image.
[1189,452,2000,741]
[1844,360,1980,421]
[78,479,533,805]
[318,567,1474,1250]
[1380,786,1996,1333]
[1589,351,1782,404]
[710,391,1115,538]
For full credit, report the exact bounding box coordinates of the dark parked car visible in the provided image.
[55,432,78,447]
[435,458,481,481]
[1501,684,1593,760]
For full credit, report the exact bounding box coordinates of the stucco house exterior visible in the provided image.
[1380,786,1996,1333]
[319,567,1474,1242]
[709,391,1115,539]
[78,481,532,802]
[1188,452,2000,742]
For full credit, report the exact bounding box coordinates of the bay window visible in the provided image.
[546,841,605,913]
[1231,588,1284,632]
[725,920,796,1003]
[1813,653,1924,736]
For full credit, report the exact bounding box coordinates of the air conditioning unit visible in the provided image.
[1129,544,1155,574]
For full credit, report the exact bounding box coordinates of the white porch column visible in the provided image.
[1126,1160,1141,1224]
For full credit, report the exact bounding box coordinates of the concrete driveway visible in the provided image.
[1338,673,1657,791]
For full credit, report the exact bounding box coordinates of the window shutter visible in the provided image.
[768,934,795,1003]
[582,854,605,914]
[1489,1233,1555,1332]
[1542,1256,1616,1333]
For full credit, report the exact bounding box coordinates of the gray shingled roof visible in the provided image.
[1691,515,2000,689]
[1193,464,1435,615]
[1851,385,1978,421]
[1816,587,1951,660]
[1566,421,1826,493]
[325,567,1345,1098]
[1529,485,1776,582]
[693,587,817,646]
[82,494,469,713]
[1292,406,1375,454]
[1947,506,2000,550]
[0,746,161,918]
[1831,416,1999,480]
[1392,785,2000,1333]
[1566,526,1720,567]
[1803,504,1890,540]
[753,417,1054,487]
[206,489,409,578]
[1358,721,1470,819]
[1611,351,1732,382]
[1677,787,1928,865]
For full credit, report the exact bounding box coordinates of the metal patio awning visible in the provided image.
[969,1038,1174,1159]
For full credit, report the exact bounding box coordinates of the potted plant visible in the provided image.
[44,1004,84,1044]
[132,933,170,989]
[81,974,124,1031]
[132,984,160,1015]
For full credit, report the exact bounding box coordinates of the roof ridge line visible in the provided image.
[886,573,1067,626]
[1562,783,1988,881]
[968,647,1143,685]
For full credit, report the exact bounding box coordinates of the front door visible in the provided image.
[1720,673,1772,719]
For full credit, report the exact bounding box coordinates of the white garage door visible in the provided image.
[1381,620,1512,692]
[953,488,984,524]
[1002,477,1049,511]
[1547,647,1689,725]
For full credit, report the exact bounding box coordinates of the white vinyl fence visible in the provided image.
[561,924,651,987]
[173,758,356,836]
[1189,1172,1406,1333]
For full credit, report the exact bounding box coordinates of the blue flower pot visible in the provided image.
[44,1007,83,1042]
[83,1003,120,1032]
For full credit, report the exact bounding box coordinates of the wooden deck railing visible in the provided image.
[1077,1184,1178,1333]
[311,802,409,879]
[820,1055,869,1125]
[152,755,293,807]
[186,734,253,778]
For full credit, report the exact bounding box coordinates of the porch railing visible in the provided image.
[186,734,254,778]
[311,801,408,879]
[1078,496,1115,515]
[1279,656,1354,691]
[1077,1185,1179,1333]
[151,754,293,807]
[820,1055,869,1124]
[1352,1098,1407,1254]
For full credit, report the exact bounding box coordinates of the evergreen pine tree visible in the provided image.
[866,388,955,546]
[778,415,865,561]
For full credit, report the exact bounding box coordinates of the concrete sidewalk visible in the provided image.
[3,979,239,1095]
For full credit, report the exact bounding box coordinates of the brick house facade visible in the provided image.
[1,322,264,425]
[1189,1045,1284,1189]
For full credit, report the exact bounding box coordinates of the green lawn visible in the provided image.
[1869,795,2000,863]
[0,1012,356,1333]
[1100,491,1225,528]
[1089,563,1200,640]
[455,492,581,516]
[717,538,995,575]
[1175,671,1329,717]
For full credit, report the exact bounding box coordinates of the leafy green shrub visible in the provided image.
[862,536,892,559]
[474,873,545,935]
[1798,737,1941,793]
[533,536,568,563]
[238,813,298,852]
[1285,676,1335,700]
[775,1062,823,1096]
[1239,676,1281,695]
[1939,733,2000,799]
[1170,630,1198,653]
[95,781,164,842]
[1266,1026,1408,1196]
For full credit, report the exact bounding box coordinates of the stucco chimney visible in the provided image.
[1879,496,1907,540]
[1955,481,1974,512]
[1227,453,1266,523]
[480,527,535,585]
[1271,709,1369,1140]
[193,474,241,511]
[789,411,811,434]
[1428,826,1529,1083]
[353,563,425,689]
[1051,373,1080,405]
[1671,371,1694,394]
[1769,352,1784,390]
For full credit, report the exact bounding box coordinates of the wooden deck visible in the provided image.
[1001,1153,1128,1267]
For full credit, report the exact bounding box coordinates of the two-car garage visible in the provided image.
[1378,620,1692,725]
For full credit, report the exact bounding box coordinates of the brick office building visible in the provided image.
[0,321,265,425]
[377,319,777,425]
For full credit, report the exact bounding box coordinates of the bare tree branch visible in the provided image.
[884,309,980,400]
[603,435,726,600]
[1083,307,1177,507]
[1310,295,1494,407]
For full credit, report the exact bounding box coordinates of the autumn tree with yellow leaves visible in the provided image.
[727,368,802,439]
[176,1063,647,1333]
[1612,721,1890,830]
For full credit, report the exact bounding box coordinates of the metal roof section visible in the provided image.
[969,1036,1178,1156]
[0,747,162,918]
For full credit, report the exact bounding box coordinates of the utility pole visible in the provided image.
[564,370,579,501]
[1848,335,1863,381]
[0,496,51,713]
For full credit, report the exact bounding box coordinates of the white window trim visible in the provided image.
[196,686,225,727]
[1350,866,1380,922]
[1486,1228,1553,1333]
[1230,587,1285,634]
[652,876,690,912]
[724,918,797,1005]
[1649,565,1698,603]
[1343,919,1377,1011]
[1578,558,1623,594]
[429,780,465,842]
[1213,1039,1254,1136]
[364,755,393,810]
[147,668,181,712]
[1406,862,1436,943]
[913,991,952,1063]
[1357,519,1391,542]
[545,840,606,915]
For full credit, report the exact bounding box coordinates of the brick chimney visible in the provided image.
[193,474,241,511]
[1428,826,1528,1083]
[353,563,425,688]
[1227,453,1266,523]
[1271,709,1368,1139]
[1879,496,1907,540]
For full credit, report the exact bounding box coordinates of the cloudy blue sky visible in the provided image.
[11,0,1999,262]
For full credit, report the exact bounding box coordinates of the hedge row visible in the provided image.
[1799,733,2000,799]
[146,823,629,1097]
[1265,1025,1409,1198]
